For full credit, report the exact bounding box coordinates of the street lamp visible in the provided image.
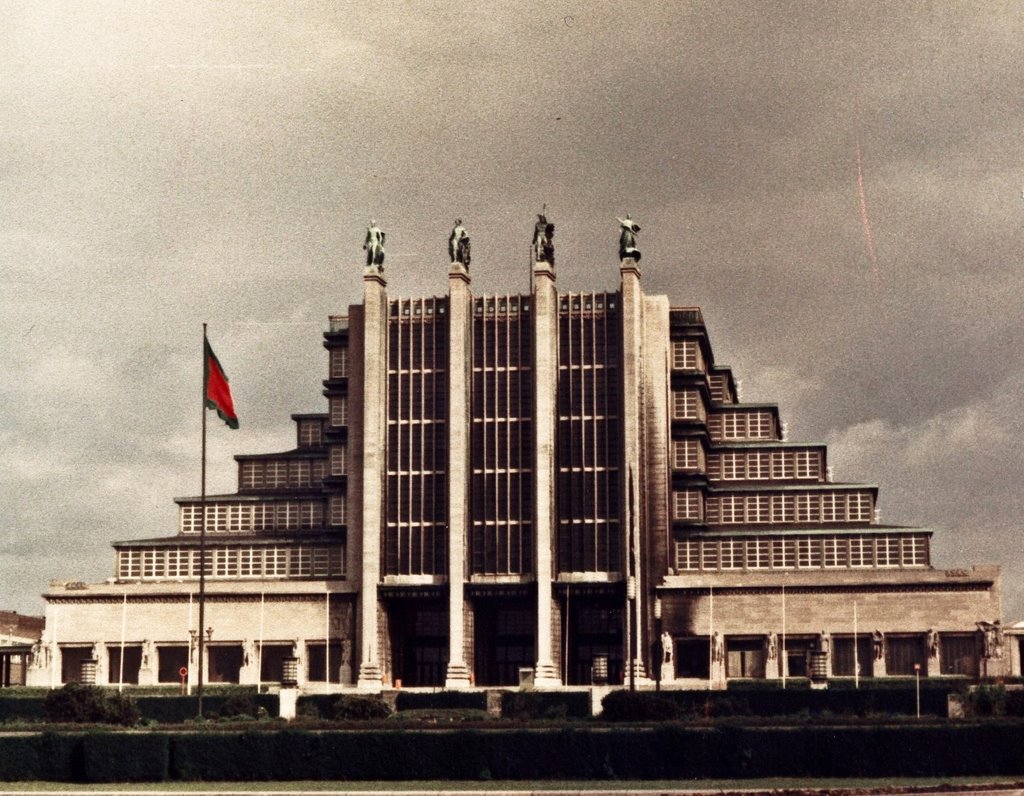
[654,596,663,692]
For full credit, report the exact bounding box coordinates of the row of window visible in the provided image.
[706,449,823,481]
[672,490,874,525]
[388,308,448,372]
[297,418,325,447]
[116,544,346,579]
[674,533,928,571]
[179,498,346,534]
[474,296,530,315]
[239,459,327,490]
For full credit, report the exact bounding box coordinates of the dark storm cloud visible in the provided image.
[2,1,1022,618]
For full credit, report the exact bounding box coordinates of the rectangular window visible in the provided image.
[265,461,288,489]
[329,495,347,526]
[329,347,348,378]
[746,538,770,569]
[886,636,925,676]
[240,461,263,489]
[726,638,765,678]
[795,493,818,523]
[298,420,323,447]
[903,535,928,566]
[719,496,744,524]
[330,445,347,476]
[290,460,312,488]
[771,538,795,569]
[708,374,730,404]
[749,412,773,439]
[771,451,794,479]
[673,439,701,471]
[939,634,978,676]
[721,539,744,569]
[795,450,819,479]
[672,340,700,371]
[747,452,770,480]
[673,490,703,521]
[797,537,821,568]
[848,492,873,522]
[329,397,347,427]
[676,539,701,571]
[722,413,743,439]
[822,536,847,568]
[700,540,719,570]
[876,536,900,567]
[672,390,699,420]
[848,536,873,567]
[746,495,770,523]
[771,494,794,523]
[720,452,744,480]
[820,493,843,523]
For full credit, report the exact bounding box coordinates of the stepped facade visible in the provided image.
[30,236,1008,690]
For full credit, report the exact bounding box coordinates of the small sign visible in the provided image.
[914,663,921,672]
[179,666,188,677]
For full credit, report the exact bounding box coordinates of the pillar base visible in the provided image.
[356,662,383,692]
[444,661,472,689]
[532,662,562,688]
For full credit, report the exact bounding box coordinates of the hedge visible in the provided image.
[500,690,591,720]
[3,724,1024,782]
[394,690,487,712]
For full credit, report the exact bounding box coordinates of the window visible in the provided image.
[886,636,925,676]
[797,537,821,568]
[673,439,701,471]
[903,535,928,566]
[771,537,796,569]
[708,374,730,404]
[749,412,773,439]
[118,550,141,578]
[721,539,744,569]
[676,539,701,570]
[848,492,873,522]
[726,638,765,678]
[329,495,347,526]
[265,461,288,488]
[822,536,847,568]
[673,490,703,521]
[672,340,700,370]
[672,390,700,420]
[747,452,770,480]
[876,536,900,567]
[747,538,770,569]
[720,453,744,480]
[298,420,323,447]
[939,634,978,676]
[700,540,719,570]
[795,450,818,479]
[329,397,347,427]
[848,536,873,567]
[722,414,743,439]
[746,495,770,523]
[771,451,794,479]
[771,494,794,523]
[795,493,817,523]
[291,461,311,488]
[330,445,347,476]
[240,461,263,489]
[719,496,743,524]
[329,347,348,378]
[820,493,843,523]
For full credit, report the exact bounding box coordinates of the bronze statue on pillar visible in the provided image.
[533,213,555,265]
[449,219,470,268]
[364,220,386,270]
[618,214,641,261]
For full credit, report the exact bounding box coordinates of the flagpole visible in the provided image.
[197,323,208,718]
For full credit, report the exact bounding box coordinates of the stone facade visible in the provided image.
[28,235,1006,691]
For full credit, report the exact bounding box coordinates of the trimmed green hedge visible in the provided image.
[3,724,1024,782]
[394,690,487,711]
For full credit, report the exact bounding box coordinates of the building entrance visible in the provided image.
[387,601,447,687]
[472,598,534,686]
[563,594,624,685]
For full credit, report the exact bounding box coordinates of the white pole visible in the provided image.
[708,585,714,691]
[257,592,265,694]
[853,601,859,689]
[187,591,194,695]
[325,587,331,687]
[781,582,787,690]
[119,593,127,691]
[50,605,58,689]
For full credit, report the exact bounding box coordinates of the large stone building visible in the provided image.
[29,229,1008,691]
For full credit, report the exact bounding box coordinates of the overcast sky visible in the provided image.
[3,2,1023,621]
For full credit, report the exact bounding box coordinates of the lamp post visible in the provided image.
[914,662,921,718]
[654,596,663,692]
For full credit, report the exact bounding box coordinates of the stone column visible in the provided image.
[357,265,388,690]
[445,262,473,688]
[619,258,646,681]
[532,260,561,687]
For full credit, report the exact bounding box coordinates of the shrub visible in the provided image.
[216,693,260,719]
[331,694,391,720]
[600,690,681,721]
[501,691,590,720]
[42,683,140,726]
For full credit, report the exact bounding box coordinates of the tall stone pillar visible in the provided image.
[356,265,387,690]
[532,260,561,687]
[445,261,473,688]
[619,257,647,681]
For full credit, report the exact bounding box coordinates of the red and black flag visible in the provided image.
[204,338,238,429]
